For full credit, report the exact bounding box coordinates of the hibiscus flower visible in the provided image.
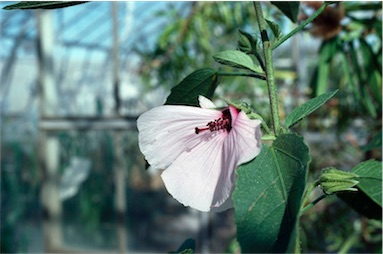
[137,96,262,212]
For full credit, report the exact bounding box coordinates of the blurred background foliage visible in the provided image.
[1,1,382,253]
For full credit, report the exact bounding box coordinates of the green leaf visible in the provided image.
[361,85,377,118]
[316,60,330,96]
[352,160,382,206]
[362,130,382,152]
[340,52,361,102]
[368,70,382,104]
[337,160,382,220]
[213,50,263,73]
[238,29,262,54]
[271,2,300,23]
[234,133,310,253]
[344,2,382,12]
[238,30,252,54]
[3,1,87,10]
[358,37,382,116]
[285,90,338,128]
[173,238,196,254]
[312,38,339,96]
[165,68,218,107]
[338,190,382,220]
[265,19,283,42]
[237,29,264,69]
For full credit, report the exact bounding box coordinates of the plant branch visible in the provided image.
[299,180,318,211]
[300,194,330,215]
[260,122,272,136]
[253,2,281,135]
[272,2,330,50]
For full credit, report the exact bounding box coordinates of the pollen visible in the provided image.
[195,108,232,134]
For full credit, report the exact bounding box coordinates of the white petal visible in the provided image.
[137,105,221,169]
[228,110,262,165]
[210,110,262,208]
[211,197,233,212]
[161,131,227,212]
[198,95,216,109]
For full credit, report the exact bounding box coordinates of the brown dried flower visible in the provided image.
[300,1,345,40]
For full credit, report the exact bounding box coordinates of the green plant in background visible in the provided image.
[304,2,382,152]
[135,2,258,87]
[1,141,39,253]
[3,1,382,253]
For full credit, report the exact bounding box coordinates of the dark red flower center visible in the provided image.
[195,108,232,134]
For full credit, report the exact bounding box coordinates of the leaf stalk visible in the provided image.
[300,193,330,215]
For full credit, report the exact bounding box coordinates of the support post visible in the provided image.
[36,9,62,252]
[112,3,127,253]
[113,131,127,253]
[40,133,62,251]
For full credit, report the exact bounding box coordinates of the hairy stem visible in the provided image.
[253,2,281,135]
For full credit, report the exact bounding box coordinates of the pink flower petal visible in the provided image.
[228,109,262,166]
[137,105,221,169]
[210,110,262,209]
[161,109,261,212]
[161,131,227,212]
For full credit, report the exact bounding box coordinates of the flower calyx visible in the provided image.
[318,167,359,194]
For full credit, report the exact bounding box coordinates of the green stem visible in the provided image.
[261,121,272,136]
[294,229,301,254]
[253,2,281,135]
[272,2,330,50]
[338,230,359,254]
[300,194,329,215]
[218,71,266,80]
[299,180,318,212]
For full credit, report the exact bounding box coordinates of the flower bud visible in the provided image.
[318,167,359,194]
